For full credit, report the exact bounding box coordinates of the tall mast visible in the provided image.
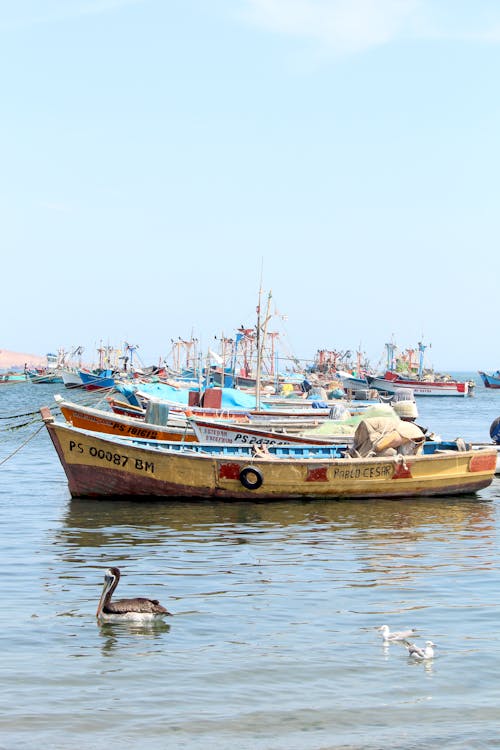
[255,283,263,410]
[256,289,272,411]
[417,341,427,379]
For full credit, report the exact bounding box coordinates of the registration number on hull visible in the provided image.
[68,440,155,473]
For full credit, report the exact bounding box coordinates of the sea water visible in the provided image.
[1,376,500,750]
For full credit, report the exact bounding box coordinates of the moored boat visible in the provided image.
[40,407,496,500]
[60,369,84,389]
[188,415,346,447]
[79,369,115,391]
[54,395,339,445]
[54,395,198,442]
[27,369,64,384]
[478,371,500,389]
[368,340,472,397]
[0,372,29,385]
[367,371,469,397]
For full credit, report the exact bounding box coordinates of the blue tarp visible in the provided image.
[115,383,267,410]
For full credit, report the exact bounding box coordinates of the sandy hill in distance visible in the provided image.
[0,350,47,370]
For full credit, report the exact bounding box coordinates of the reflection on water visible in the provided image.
[60,495,496,538]
[3,383,500,749]
[98,620,172,656]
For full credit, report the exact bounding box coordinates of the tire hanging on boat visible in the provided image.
[239,466,263,490]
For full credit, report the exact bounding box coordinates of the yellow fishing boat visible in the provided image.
[41,407,497,500]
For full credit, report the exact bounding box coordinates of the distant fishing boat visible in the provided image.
[367,371,470,397]
[478,371,500,389]
[78,369,115,391]
[368,341,471,397]
[0,372,29,385]
[26,369,64,384]
[60,369,84,389]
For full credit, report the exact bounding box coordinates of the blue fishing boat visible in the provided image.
[478,371,500,388]
[79,369,115,391]
[26,369,64,384]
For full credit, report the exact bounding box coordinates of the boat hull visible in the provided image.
[79,370,115,391]
[367,373,468,397]
[41,410,496,500]
[61,369,84,389]
[189,416,344,446]
[0,373,28,385]
[478,371,500,388]
[56,398,198,442]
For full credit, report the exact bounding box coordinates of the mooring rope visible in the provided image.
[0,417,40,431]
[0,422,45,466]
[0,409,40,420]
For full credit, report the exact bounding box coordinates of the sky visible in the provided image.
[1,0,500,371]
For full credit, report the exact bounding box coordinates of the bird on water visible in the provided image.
[404,640,436,660]
[96,566,172,621]
[377,625,417,642]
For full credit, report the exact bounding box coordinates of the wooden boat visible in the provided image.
[367,371,470,397]
[188,415,347,447]
[79,369,115,391]
[40,407,496,500]
[478,371,500,389]
[54,395,198,442]
[188,403,401,447]
[367,340,472,397]
[335,370,370,392]
[60,369,84,389]
[107,393,336,425]
[107,396,148,417]
[55,396,333,445]
[27,369,64,384]
[0,372,29,385]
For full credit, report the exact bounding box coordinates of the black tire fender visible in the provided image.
[490,416,500,443]
[239,466,263,490]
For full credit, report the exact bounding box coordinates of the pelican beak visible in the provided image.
[96,575,113,619]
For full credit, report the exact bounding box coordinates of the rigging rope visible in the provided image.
[0,422,45,466]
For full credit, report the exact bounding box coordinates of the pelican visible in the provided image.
[404,640,436,660]
[96,567,172,621]
[378,624,417,642]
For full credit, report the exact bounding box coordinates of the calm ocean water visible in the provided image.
[2,375,500,750]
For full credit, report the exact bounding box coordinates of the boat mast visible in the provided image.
[385,339,397,371]
[417,341,427,379]
[255,289,272,412]
[221,332,225,389]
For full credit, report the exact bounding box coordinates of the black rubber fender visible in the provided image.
[239,466,263,490]
[490,416,500,443]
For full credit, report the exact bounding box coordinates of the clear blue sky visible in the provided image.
[2,0,500,370]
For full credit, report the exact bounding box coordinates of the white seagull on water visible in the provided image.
[377,624,417,642]
[404,640,436,660]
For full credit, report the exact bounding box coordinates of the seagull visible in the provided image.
[378,624,417,642]
[96,567,172,622]
[404,640,436,660]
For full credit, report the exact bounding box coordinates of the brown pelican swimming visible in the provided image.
[96,567,172,622]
